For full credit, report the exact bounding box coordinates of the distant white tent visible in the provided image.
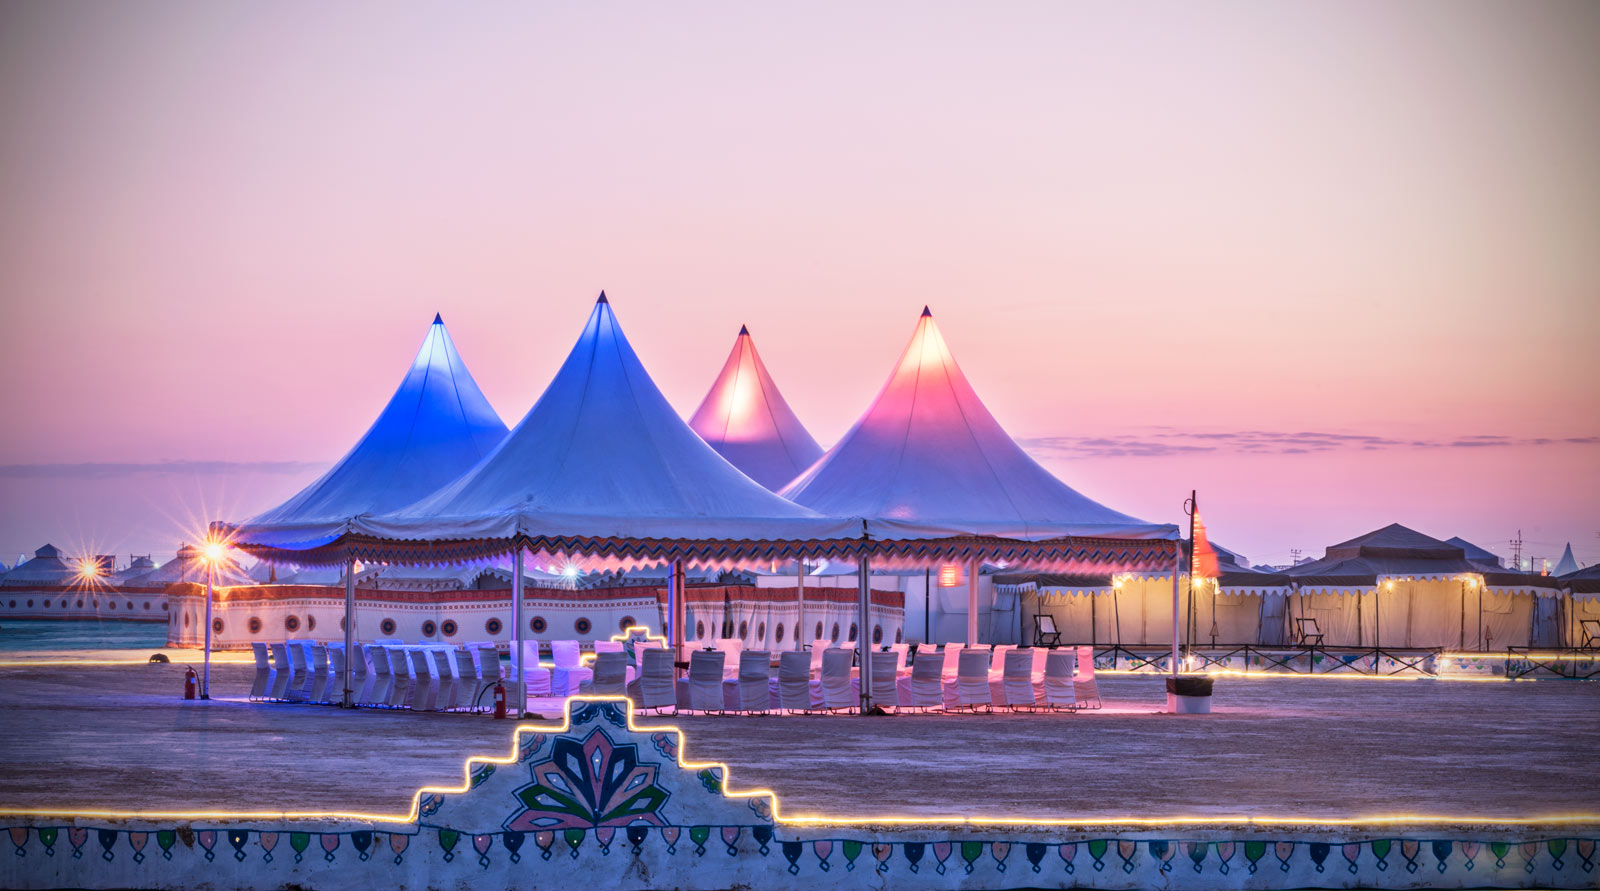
[688,325,823,491]
[783,307,1172,543]
[0,544,76,587]
[232,313,508,551]
[1553,543,1580,577]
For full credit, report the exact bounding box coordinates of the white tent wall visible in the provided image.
[1260,593,1291,645]
[1563,595,1600,647]
[1532,596,1563,647]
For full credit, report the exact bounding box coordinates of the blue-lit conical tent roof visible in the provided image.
[1554,543,1580,577]
[233,314,508,550]
[356,295,855,561]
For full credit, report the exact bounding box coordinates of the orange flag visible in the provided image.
[1191,512,1221,579]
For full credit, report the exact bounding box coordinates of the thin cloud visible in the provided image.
[0,460,325,480]
[1019,431,1600,459]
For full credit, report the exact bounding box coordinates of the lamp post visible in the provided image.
[200,539,226,700]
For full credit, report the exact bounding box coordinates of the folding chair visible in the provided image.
[737,650,773,712]
[1073,644,1102,709]
[518,640,553,698]
[638,648,677,713]
[452,647,481,710]
[955,648,993,711]
[1034,613,1062,647]
[1042,649,1078,710]
[715,638,744,682]
[1580,619,1600,651]
[1002,648,1038,711]
[267,643,293,701]
[1295,617,1324,647]
[589,651,629,696]
[819,648,856,711]
[687,650,726,712]
[345,644,369,704]
[326,645,346,704]
[249,642,273,700]
[778,651,814,712]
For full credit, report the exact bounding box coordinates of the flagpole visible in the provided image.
[1184,490,1197,665]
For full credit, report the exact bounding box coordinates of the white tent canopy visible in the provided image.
[232,314,508,551]
[782,307,1174,543]
[1553,543,1580,577]
[356,294,858,552]
[688,325,823,491]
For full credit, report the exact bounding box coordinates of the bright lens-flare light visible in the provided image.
[77,558,102,581]
[202,541,227,565]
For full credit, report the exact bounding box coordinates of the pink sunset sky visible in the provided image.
[0,2,1596,569]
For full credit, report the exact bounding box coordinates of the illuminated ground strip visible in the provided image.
[0,695,1593,830]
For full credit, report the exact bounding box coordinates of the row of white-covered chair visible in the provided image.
[249,640,515,712]
[614,643,1100,714]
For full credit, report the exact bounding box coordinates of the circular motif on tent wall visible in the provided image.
[722,620,734,638]
[247,617,262,634]
[757,622,765,641]
[441,619,458,637]
[42,601,50,608]
[306,615,316,631]
[339,617,346,631]
[28,600,36,608]
[873,624,883,644]
[895,628,903,643]
[574,617,592,635]
[421,620,438,637]
[739,621,749,639]
[695,620,705,639]
[92,600,99,608]
[143,602,151,610]
[618,616,635,631]
[815,622,823,641]
[7,600,14,608]
[382,618,399,636]
[485,618,502,635]
[212,618,224,634]
[126,601,133,610]
[183,613,189,627]
[163,603,169,610]
[285,615,301,632]
[830,623,840,643]
[108,601,115,610]
[775,623,785,643]
[77,599,85,608]
[531,616,547,634]
[848,623,857,642]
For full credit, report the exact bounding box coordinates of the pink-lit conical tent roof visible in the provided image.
[688,325,823,491]
[233,314,509,549]
[783,307,1171,541]
[355,295,855,558]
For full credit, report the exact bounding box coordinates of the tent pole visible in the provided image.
[1171,541,1181,677]
[797,558,806,652]
[858,553,873,714]
[923,569,930,644]
[966,556,979,648]
[202,561,214,699]
[672,559,686,675]
[511,546,525,716]
[342,554,355,707]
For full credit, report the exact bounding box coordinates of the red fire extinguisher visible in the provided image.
[183,667,198,700]
[492,682,507,720]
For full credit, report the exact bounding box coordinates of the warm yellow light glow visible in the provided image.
[609,625,669,649]
[1384,579,1395,590]
[76,558,102,580]
[0,694,1592,828]
[938,563,960,587]
[202,541,227,565]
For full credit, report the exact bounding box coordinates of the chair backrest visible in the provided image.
[328,645,346,677]
[737,650,772,711]
[1075,645,1095,679]
[368,645,391,677]
[1296,617,1321,636]
[869,648,899,705]
[941,646,963,676]
[309,644,328,671]
[1043,650,1077,706]
[1037,614,1059,634]
[551,640,581,669]
[820,648,855,709]
[430,647,453,680]
[251,642,270,669]
[594,640,623,654]
[476,646,502,683]
[454,647,477,682]
[990,645,1013,670]
[639,648,676,709]
[1583,619,1600,637]
[778,652,811,710]
[957,649,990,681]
[286,642,308,672]
[591,651,629,695]
[518,640,541,677]
[1003,648,1033,680]
[714,638,742,676]
[408,648,432,678]
[688,650,726,710]
[908,646,944,708]
[808,643,827,677]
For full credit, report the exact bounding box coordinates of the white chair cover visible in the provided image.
[327,645,347,702]
[249,643,273,700]
[906,649,944,710]
[1074,644,1102,708]
[715,638,743,681]
[308,644,332,703]
[688,650,726,712]
[362,645,391,705]
[819,648,855,710]
[590,651,629,696]
[430,648,458,710]
[638,648,676,711]
[550,640,592,697]
[1002,649,1037,708]
[283,642,310,701]
[808,644,826,679]
[386,647,414,707]
[408,649,439,711]
[738,650,772,712]
[956,649,992,708]
[778,651,813,711]
[453,647,482,710]
[1043,649,1078,708]
[517,640,553,697]
[868,648,900,709]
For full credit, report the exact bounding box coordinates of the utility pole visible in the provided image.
[1289,548,1303,566]
[1509,530,1524,572]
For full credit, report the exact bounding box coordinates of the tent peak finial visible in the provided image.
[596,291,609,305]
[432,312,443,325]
[738,324,749,336]
[921,305,932,318]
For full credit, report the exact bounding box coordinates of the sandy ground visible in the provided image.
[0,659,1596,822]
